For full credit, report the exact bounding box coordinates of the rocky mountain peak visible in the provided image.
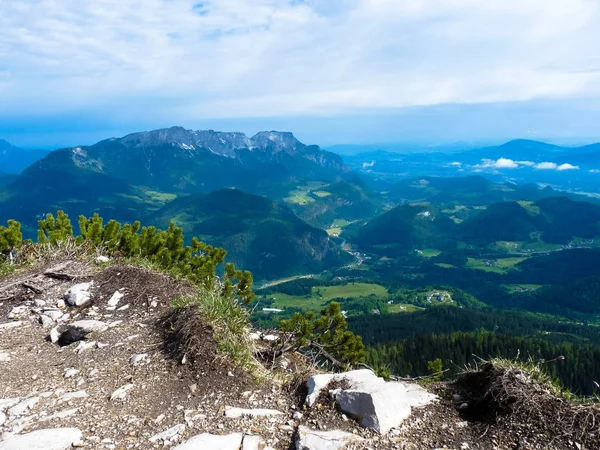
[250,131,301,152]
[108,127,313,159]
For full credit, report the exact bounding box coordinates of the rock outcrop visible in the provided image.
[306,369,437,434]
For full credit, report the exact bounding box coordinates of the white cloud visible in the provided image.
[494,157,520,169]
[477,157,519,169]
[516,160,535,166]
[557,163,580,171]
[0,0,600,121]
[534,162,558,169]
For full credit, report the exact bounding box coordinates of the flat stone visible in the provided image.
[0,352,11,362]
[107,291,124,308]
[129,353,148,365]
[306,369,437,434]
[64,283,92,307]
[43,309,64,321]
[149,424,186,444]
[39,315,53,328]
[58,391,88,402]
[75,341,97,353]
[110,384,133,401]
[296,426,363,450]
[242,435,265,450]
[63,368,79,379]
[0,398,22,411]
[8,397,40,417]
[224,406,284,419]
[69,320,108,333]
[0,321,23,330]
[173,433,244,450]
[40,408,79,421]
[0,427,82,450]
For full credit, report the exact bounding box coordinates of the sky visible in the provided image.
[2,0,600,148]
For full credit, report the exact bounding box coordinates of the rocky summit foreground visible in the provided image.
[0,258,595,449]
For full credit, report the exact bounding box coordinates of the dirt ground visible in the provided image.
[0,259,596,449]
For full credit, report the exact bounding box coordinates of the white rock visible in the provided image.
[64,283,92,307]
[33,299,47,307]
[0,353,11,362]
[262,334,278,342]
[173,433,244,450]
[293,411,303,420]
[0,427,82,450]
[75,341,97,353]
[224,406,284,419]
[39,315,53,328]
[95,256,110,264]
[107,291,124,308]
[8,397,39,417]
[305,369,437,434]
[117,304,129,311]
[40,408,79,421]
[110,384,133,401]
[58,391,88,402]
[249,332,260,340]
[43,309,63,321]
[63,368,79,379]
[149,424,186,443]
[49,327,60,343]
[0,398,22,411]
[0,321,23,330]
[0,411,5,426]
[295,426,363,450]
[242,435,265,450]
[8,306,27,318]
[129,353,148,365]
[70,320,108,333]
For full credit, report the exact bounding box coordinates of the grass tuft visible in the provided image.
[173,287,262,375]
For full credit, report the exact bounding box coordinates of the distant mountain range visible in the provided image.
[345,139,600,193]
[0,127,349,232]
[0,139,49,174]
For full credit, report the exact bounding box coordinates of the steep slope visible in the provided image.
[287,179,385,229]
[146,189,352,280]
[346,203,456,255]
[0,139,49,174]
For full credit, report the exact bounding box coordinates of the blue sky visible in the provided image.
[1,0,600,148]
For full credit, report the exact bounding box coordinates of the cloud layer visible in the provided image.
[477,158,580,171]
[1,0,600,124]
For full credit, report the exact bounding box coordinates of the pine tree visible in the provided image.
[278,302,366,368]
[37,211,73,244]
[0,220,22,262]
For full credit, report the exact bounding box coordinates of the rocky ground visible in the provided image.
[0,258,596,449]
